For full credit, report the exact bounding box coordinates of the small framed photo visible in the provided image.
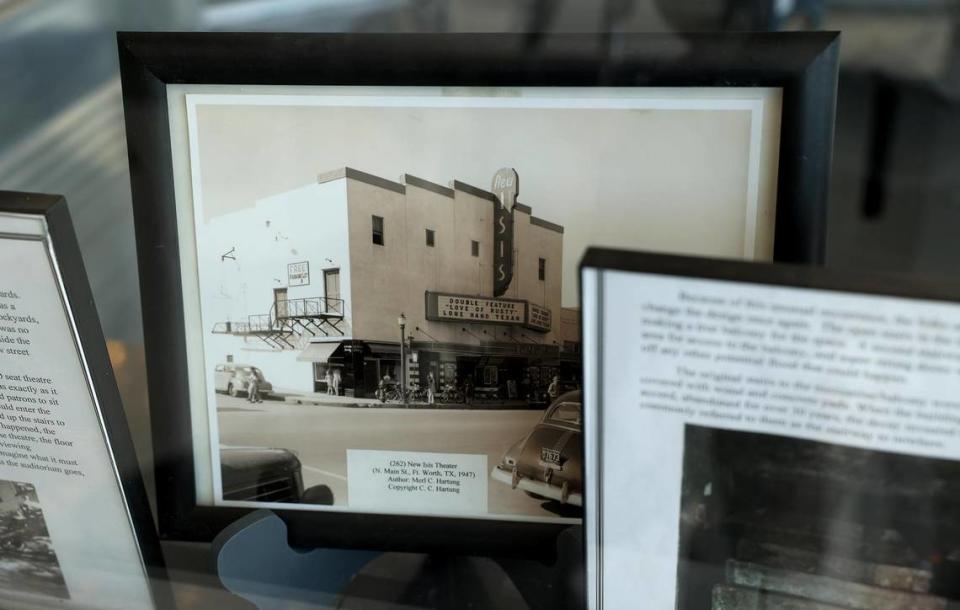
[0,192,172,609]
[118,32,838,554]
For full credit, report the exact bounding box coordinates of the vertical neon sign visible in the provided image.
[491,168,518,297]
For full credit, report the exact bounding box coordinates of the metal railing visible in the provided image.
[275,296,344,318]
[247,314,274,332]
[211,295,345,340]
[212,321,251,334]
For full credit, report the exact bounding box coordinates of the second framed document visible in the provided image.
[118,32,839,554]
[581,249,960,609]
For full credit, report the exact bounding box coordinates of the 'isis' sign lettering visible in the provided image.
[492,168,518,297]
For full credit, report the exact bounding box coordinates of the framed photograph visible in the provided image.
[0,192,172,609]
[581,247,960,609]
[118,32,838,554]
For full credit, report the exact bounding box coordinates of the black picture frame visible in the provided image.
[0,191,174,609]
[117,32,839,556]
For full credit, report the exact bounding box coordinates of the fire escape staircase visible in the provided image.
[212,296,345,350]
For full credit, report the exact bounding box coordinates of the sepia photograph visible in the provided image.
[0,480,68,600]
[173,86,781,522]
[204,163,585,520]
[677,425,960,610]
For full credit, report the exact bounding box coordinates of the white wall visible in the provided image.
[346,175,501,346]
[198,180,352,392]
[344,172,565,346]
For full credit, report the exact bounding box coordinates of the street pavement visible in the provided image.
[216,394,580,520]
[282,390,538,410]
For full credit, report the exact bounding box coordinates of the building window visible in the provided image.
[425,228,435,247]
[538,257,546,281]
[471,240,479,257]
[372,215,384,245]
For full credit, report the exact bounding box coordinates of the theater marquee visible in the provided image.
[527,304,551,332]
[424,292,551,332]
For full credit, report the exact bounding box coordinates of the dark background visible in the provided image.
[3,1,960,608]
[678,424,960,610]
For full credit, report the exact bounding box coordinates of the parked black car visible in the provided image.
[221,446,333,505]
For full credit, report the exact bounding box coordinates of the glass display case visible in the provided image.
[2,2,959,608]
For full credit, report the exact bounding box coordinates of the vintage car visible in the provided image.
[214,363,274,398]
[220,446,333,505]
[491,390,583,507]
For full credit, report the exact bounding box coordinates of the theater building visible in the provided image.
[203,167,580,399]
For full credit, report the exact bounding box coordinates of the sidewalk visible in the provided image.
[279,390,542,410]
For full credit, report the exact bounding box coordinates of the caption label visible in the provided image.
[347,449,487,514]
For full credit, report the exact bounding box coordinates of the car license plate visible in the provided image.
[540,447,561,465]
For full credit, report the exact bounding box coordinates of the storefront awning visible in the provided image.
[297,341,341,362]
[366,342,400,356]
[410,341,559,359]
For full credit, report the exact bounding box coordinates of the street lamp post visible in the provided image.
[398,313,408,407]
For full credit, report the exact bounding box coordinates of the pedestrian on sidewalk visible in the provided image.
[324,369,334,395]
[247,374,261,403]
[464,376,474,406]
[378,373,393,402]
[332,368,341,396]
[547,375,560,403]
[427,372,436,405]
